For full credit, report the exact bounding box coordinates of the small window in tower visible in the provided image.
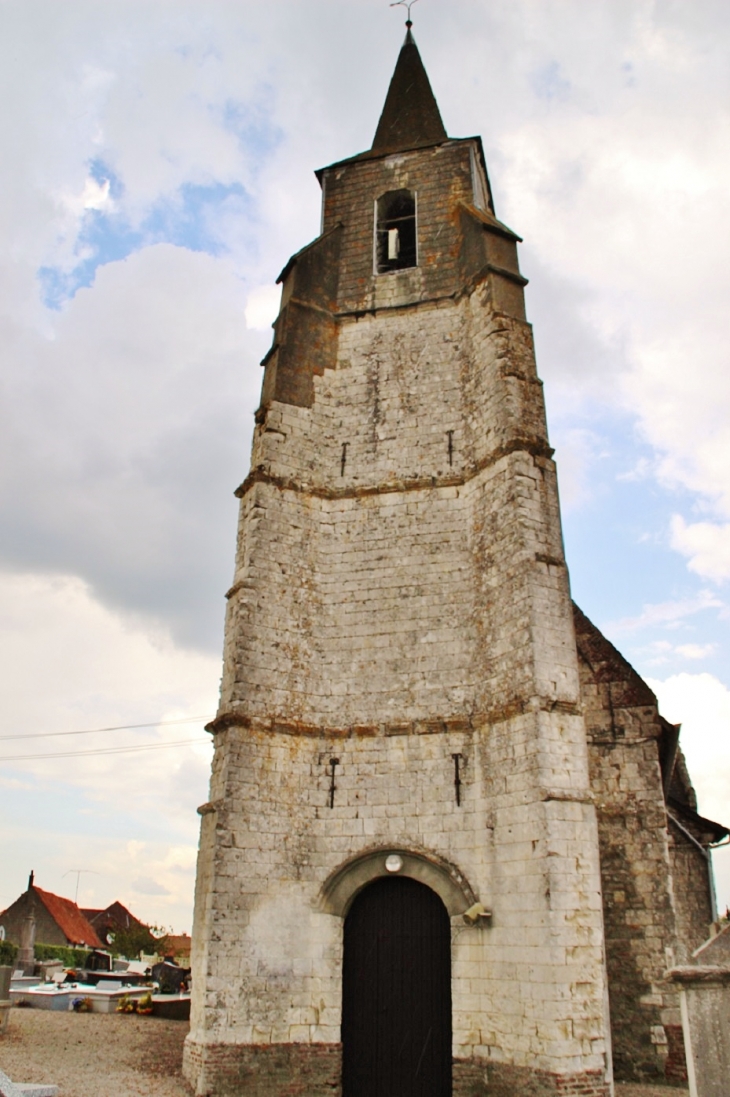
[375,189,417,274]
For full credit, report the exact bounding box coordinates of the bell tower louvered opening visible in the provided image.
[375,189,417,273]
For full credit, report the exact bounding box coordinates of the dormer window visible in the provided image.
[375,189,417,274]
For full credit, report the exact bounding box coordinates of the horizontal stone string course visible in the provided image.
[205,697,582,737]
[329,257,530,322]
[234,435,556,501]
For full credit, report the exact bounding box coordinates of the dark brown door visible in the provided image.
[342,875,452,1097]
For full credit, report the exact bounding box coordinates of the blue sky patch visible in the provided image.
[552,404,729,680]
[223,93,283,158]
[531,60,572,102]
[88,157,124,200]
[39,168,252,310]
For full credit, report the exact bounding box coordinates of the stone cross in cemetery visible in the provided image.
[16,908,36,976]
[184,23,728,1097]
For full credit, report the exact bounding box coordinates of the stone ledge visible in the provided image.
[206,698,581,738]
[234,435,555,501]
[665,964,730,985]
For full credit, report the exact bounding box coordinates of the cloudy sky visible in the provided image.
[1,0,729,934]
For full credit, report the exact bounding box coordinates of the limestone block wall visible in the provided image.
[574,606,683,1082]
[188,134,613,1095]
[188,290,611,1093]
[224,292,578,727]
[668,827,715,957]
[188,713,608,1084]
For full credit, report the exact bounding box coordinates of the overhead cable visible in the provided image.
[0,715,213,742]
[0,737,210,763]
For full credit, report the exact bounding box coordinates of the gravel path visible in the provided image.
[0,1008,689,1097]
[0,1008,191,1097]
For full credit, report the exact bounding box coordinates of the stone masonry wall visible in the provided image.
[187,715,608,1084]
[187,131,612,1095]
[223,294,576,726]
[574,607,683,1082]
[668,829,714,954]
[188,287,610,1094]
[321,142,481,312]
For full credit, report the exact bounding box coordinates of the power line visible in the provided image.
[0,715,213,742]
[0,737,210,763]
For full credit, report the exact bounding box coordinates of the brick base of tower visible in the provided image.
[183,1042,342,1097]
[183,1044,612,1097]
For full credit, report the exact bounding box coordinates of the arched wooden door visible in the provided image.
[342,875,452,1097]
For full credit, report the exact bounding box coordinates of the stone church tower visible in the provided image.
[185,27,615,1097]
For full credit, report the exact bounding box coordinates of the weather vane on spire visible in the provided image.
[390,0,420,29]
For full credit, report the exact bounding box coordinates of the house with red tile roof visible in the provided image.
[81,900,145,947]
[161,932,191,965]
[0,872,102,949]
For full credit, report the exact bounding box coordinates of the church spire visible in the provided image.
[371,28,448,154]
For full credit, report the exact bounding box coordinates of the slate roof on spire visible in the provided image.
[371,29,447,154]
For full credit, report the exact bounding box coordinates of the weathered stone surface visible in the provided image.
[186,31,724,1097]
[187,121,611,1095]
[574,607,722,1084]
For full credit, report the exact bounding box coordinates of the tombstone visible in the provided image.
[38,961,63,983]
[666,924,730,1097]
[152,960,189,994]
[0,1069,58,1097]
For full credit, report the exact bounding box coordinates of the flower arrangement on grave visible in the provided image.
[71,996,92,1013]
[136,991,154,1015]
[116,994,137,1013]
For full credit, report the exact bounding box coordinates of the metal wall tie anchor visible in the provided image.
[328,758,340,808]
[452,753,463,806]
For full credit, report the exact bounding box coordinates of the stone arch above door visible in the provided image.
[319,845,478,918]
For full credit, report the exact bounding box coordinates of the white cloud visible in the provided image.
[133,877,171,897]
[649,672,730,912]
[674,643,716,661]
[0,243,266,648]
[0,570,217,930]
[670,515,730,583]
[550,427,611,511]
[488,5,730,565]
[245,284,280,332]
[67,176,114,215]
[607,590,724,634]
[636,640,716,668]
